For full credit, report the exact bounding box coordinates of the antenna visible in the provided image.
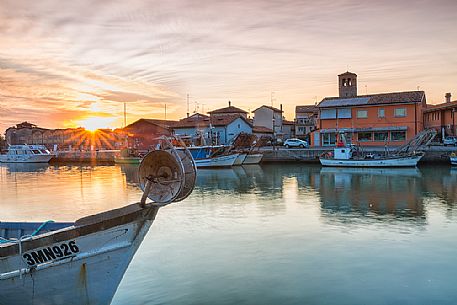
[187,94,190,118]
[270,91,275,107]
[124,102,127,128]
[365,85,368,95]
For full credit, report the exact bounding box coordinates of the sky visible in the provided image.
[1,0,456,133]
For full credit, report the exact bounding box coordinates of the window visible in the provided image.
[357,110,368,118]
[320,109,337,119]
[358,132,372,141]
[394,108,406,117]
[337,108,352,119]
[391,131,406,141]
[374,132,388,141]
[237,124,240,128]
[322,133,336,146]
[378,108,385,118]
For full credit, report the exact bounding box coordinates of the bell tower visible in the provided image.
[338,71,357,98]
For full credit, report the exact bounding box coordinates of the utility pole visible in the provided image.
[164,104,167,120]
[124,102,127,128]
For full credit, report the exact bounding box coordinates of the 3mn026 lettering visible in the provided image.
[23,241,80,266]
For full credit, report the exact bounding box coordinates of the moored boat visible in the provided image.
[0,145,54,163]
[233,153,247,165]
[242,153,263,165]
[0,137,197,305]
[114,148,142,164]
[194,153,239,168]
[320,146,423,167]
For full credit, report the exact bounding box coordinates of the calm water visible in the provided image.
[1,163,457,305]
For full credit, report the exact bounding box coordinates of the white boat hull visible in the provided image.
[233,153,247,165]
[195,153,239,168]
[319,154,423,167]
[242,154,263,165]
[0,154,53,163]
[0,204,158,305]
[451,156,457,166]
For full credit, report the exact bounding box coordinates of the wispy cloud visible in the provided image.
[1,0,457,132]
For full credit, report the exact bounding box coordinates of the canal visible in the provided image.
[1,163,457,305]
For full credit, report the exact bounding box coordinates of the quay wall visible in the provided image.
[51,150,118,164]
[260,146,457,164]
[49,147,456,164]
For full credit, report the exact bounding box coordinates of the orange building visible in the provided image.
[423,93,457,138]
[311,72,426,146]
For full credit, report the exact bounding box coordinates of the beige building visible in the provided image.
[253,105,284,137]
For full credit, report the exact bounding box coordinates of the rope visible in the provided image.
[0,220,54,278]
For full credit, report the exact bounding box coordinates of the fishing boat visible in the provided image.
[319,133,424,168]
[233,153,247,165]
[242,153,263,165]
[0,137,197,305]
[0,144,54,163]
[114,148,142,164]
[320,148,423,167]
[186,146,239,168]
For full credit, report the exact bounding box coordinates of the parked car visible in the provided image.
[284,138,309,148]
[443,136,457,146]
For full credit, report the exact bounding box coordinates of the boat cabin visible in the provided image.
[334,147,353,160]
[5,145,51,156]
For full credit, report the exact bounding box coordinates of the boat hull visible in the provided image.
[195,153,239,168]
[114,156,142,164]
[242,154,263,165]
[451,156,457,166]
[319,154,423,167]
[0,204,158,305]
[0,154,53,163]
[233,153,247,165]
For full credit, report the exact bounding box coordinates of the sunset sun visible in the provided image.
[78,117,116,131]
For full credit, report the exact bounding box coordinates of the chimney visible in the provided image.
[280,104,283,112]
[445,93,451,103]
[228,100,231,107]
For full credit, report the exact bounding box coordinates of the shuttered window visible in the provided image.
[337,108,352,118]
[320,109,337,119]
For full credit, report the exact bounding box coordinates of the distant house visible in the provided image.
[122,118,177,149]
[311,71,426,147]
[282,120,295,139]
[253,105,283,137]
[252,126,274,139]
[424,93,457,139]
[295,105,318,139]
[207,101,248,119]
[173,112,252,145]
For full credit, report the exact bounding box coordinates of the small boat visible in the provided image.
[320,146,423,167]
[114,148,142,164]
[0,144,54,163]
[242,153,263,165]
[451,153,457,166]
[0,137,197,305]
[194,153,239,168]
[233,153,247,165]
[186,146,239,168]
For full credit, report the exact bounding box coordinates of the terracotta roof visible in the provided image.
[296,105,318,113]
[174,114,252,129]
[173,113,211,128]
[208,106,247,114]
[252,126,274,133]
[125,118,178,130]
[253,105,283,113]
[318,91,425,108]
[424,100,457,113]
